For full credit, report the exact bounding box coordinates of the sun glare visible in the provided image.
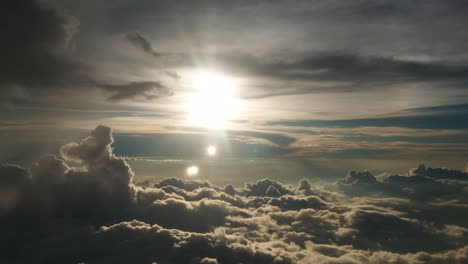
[188,71,241,129]
[206,145,217,156]
[186,166,199,177]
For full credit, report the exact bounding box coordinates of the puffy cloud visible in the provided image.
[410,163,468,180]
[60,125,115,163]
[242,178,292,197]
[338,170,377,184]
[155,177,214,191]
[0,125,467,263]
[338,164,468,200]
[31,154,69,184]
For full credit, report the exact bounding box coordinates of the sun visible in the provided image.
[188,70,241,129]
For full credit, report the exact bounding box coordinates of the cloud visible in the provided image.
[0,1,173,104]
[5,0,468,105]
[155,177,214,191]
[0,0,86,99]
[98,81,174,101]
[266,112,468,130]
[409,163,468,180]
[1,125,467,263]
[337,167,466,199]
[242,178,292,197]
[119,30,468,99]
[178,52,468,99]
[0,164,29,212]
[338,170,378,184]
[125,32,161,57]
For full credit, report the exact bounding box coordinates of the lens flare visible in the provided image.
[186,166,199,177]
[206,145,217,156]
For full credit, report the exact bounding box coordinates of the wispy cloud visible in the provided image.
[97,81,174,101]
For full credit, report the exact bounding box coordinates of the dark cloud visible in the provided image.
[409,163,468,180]
[125,32,161,57]
[242,178,292,197]
[228,130,296,147]
[403,103,468,115]
[146,50,468,99]
[266,112,468,129]
[0,165,29,213]
[337,165,468,200]
[269,53,468,82]
[5,0,468,103]
[98,81,174,101]
[338,170,377,184]
[0,0,87,99]
[0,1,172,103]
[155,177,214,191]
[1,126,467,263]
[120,29,468,98]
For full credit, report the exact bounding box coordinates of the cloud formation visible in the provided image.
[98,81,174,101]
[0,0,85,98]
[125,32,161,57]
[0,0,174,103]
[0,125,467,263]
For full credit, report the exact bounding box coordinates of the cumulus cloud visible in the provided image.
[0,125,467,263]
[409,163,468,180]
[337,164,468,201]
[338,170,377,184]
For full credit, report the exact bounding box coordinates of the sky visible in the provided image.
[1,0,468,182]
[1,1,468,263]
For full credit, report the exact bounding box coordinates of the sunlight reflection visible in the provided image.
[186,165,199,177]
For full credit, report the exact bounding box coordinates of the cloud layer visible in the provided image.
[1,126,467,263]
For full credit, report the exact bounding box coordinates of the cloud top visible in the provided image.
[0,125,467,263]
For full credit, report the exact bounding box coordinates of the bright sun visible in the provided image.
[188,71,241,129]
